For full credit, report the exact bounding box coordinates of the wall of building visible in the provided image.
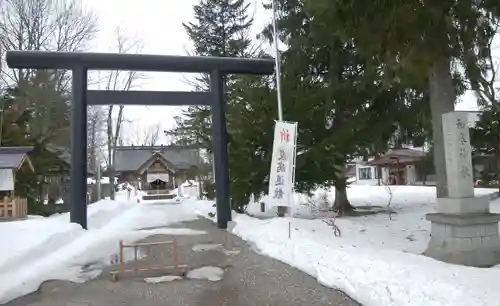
[354,163,420,186]
[353,164,389,185]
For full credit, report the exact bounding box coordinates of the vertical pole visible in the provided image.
[212,152,216,183]
[271,0,283,121]
[0,98,4,146]
[119,240,124,275]
[210,69,231,229]
[96,151,101,200]
[70,67,88,229]
[133,245,138,274]
[290,122,298,216]
[272,0,288,217]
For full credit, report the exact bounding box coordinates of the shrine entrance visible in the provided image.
[6,50,274,229]
[149,179,167,192]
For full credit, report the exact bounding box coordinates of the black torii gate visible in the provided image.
[6,51,274,230]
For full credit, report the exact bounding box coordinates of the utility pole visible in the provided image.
[271,0,283,121]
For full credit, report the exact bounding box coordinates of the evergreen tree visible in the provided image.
[470,109,500,189]
[169,0,254,150]
[265,0,430,214]
[302,0,500,198]
[225,74,277,210]
[0,83,71,214]
[169,0,276,212]
[0,87,31,147]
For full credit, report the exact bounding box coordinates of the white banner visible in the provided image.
[0,169,14,191]
[146,173,170,183]
[268,120,298,207]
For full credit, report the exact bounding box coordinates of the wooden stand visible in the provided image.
[110,239,187,281]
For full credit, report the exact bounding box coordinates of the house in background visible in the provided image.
[352,110,484,186]
[0,147,34,218]
[114,145,208,193]
[365,148,428,185]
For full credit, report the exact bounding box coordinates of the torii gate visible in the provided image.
[6,50,274,229]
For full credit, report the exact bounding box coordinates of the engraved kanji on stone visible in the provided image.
[459,146,467,159]
[456,118,466,129]
[459,132,468,145]
[460,165,472,178]
[273,187,284,199]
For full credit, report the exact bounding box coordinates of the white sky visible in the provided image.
[82,0,488,144]
[83,0,270,143]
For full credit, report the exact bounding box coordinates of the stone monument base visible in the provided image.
[425,212,500,267]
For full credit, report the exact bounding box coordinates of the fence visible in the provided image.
[110,239,187,281]
[0,197,28,218]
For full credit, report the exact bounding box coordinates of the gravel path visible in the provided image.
[7,217,360,306]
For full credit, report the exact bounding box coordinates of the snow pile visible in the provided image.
[231,215,500,306]
[187,185,500,306]
[246,185,497,218]
[137,228,206,236]
[0,197,200,303]
[182,180,198,187]
[144,275,182,283]
[170,185,200,199]
[186,266,224,281]
[87,177,112,185]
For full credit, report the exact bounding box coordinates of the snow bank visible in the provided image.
[0,197,200,303]
[232,215,500,306]
[246,185,497,218]
[187,185,500,306]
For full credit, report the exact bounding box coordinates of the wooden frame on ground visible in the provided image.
[110,239,188,281]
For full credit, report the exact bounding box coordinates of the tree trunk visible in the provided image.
[332,180,356,216]
[110,150,116,200]
[429,56,456,198]
[107,134,115,200]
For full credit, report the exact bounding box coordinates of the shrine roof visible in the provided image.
[366,148,427,167]
[114,145,203,172]
[0,146,34,170]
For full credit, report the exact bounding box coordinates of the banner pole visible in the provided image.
[290,122,298,215]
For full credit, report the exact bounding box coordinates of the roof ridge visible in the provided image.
[115,145,197,150]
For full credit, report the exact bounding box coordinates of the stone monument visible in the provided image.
[425,111,500,266]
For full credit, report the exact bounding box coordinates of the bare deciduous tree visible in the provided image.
[103,27,145,199]
[0,0,98,146]
[0,0,98,88]
[122,121,161,146]
[468,24,500,110]
[87,105,106,170]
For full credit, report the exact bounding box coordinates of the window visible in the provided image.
[358,167,373,180]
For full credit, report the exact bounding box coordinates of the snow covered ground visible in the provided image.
[0,190,199,303]
[245,185,499,253]
[189,185,500,306]
[3,185,500,305]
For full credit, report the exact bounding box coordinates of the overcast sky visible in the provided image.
[82,0,485,144]
[83,0,270,144]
